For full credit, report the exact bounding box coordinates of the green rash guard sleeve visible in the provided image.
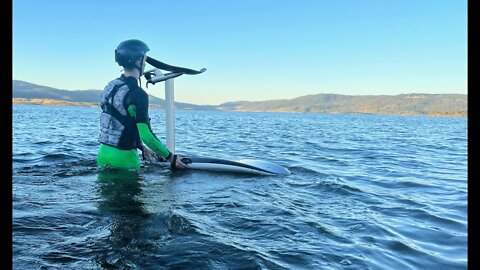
[127,104,172,159]
[137,123,171,158]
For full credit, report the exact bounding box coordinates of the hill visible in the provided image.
[12,80,214,110]
[12,80,467,116]
[217,93,467,116]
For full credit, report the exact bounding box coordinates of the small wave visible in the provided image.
[41,252,82,264]
[371,205,465,232]
[33,140,57,145]
[373,236,466,269]
[305,220,354,245]
[53,159,99,177]
[15,158,98,178]
[13,224,57,233]
[313,178,366,197]
[287,165,325,175]
[14,153,81,166]
[42,153,78,161]
[203,201,243,209]
[13,155,43,163]
[15,164,50,173]
[267,250,318,269]
[168,212,200,235]
[54,168,98,178]
[374,177,436,190]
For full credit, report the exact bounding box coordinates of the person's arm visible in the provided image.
[129,90,189,168]
[127,92,171,159]
[136,121,171,159]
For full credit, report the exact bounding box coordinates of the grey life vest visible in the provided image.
[98,77,143,150]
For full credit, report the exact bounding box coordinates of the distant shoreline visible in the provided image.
[13,98,98,107]
[13,98,467,117]
[12,80,468,117]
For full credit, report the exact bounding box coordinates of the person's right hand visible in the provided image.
[168,154,190,169]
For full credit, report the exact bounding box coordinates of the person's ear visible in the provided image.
[139,55,147,68]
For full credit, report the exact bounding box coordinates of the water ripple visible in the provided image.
[13,106,467,269]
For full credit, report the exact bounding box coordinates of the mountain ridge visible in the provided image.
[12,80,467,116]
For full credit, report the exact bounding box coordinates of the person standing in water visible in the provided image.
[97,39,189,170]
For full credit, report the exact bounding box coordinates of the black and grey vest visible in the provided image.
[98,77,143,150]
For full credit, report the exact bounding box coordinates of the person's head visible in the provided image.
[115,39,150,75]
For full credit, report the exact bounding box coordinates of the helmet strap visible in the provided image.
[135,54,145,82]
[135,54,147,87]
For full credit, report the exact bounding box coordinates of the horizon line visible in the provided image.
[12,78,468,106]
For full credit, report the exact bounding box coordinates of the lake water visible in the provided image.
[13,104,468,269]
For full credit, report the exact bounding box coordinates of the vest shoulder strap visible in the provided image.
[101,83,132,126]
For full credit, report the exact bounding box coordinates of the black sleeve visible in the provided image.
[130,88,150,124]
[125,87,163,141]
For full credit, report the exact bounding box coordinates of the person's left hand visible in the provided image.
[142,147,163,163]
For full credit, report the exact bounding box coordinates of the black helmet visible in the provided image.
[115,39,150,68]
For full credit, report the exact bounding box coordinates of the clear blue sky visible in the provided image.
[13,0,467,105]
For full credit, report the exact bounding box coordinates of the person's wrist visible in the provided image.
[166,152,175,163]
